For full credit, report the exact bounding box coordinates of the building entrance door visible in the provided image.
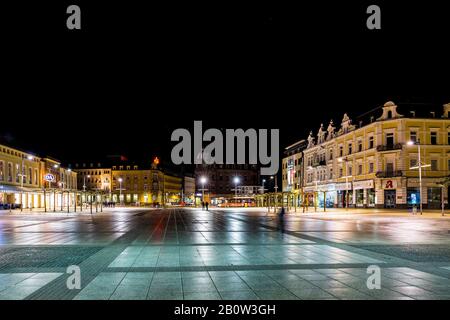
[384,190,396,208]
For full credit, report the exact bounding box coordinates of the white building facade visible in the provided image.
[302,101,450,209]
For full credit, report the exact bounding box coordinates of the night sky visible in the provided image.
[2,1,449,172]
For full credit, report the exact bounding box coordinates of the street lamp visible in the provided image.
[18,155,34,212]
[234,176,240,200]
[118,177,123,205]
[83,174,91,192]
[407,139,430,215]
[233,176,240,207]
[200,176,207,203]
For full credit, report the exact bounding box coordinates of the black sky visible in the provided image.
[1,1,450,169]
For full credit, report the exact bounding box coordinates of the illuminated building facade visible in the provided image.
[301,101,450,209]
[71,158,182,206]
[0,143,77,210]
[282,140,307,192]
[195,164,260,205]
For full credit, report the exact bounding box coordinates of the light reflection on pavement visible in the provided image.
[0,207,450,300]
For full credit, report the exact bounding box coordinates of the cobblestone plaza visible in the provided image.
[1,208,450,300]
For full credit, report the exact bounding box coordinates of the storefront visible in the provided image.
[0,185,44,209]
[406,178,447,209]
[378,178,399,208]
[335,182,352,208]
[353,180,375,208]
[427,187,441,209]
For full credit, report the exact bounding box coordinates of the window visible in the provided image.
[15,164,20,183]
[386,133,394,146]
[410,159,417,168]
[348,143,352,155]
[329,169,333,180]
[431,159,438,171]
[368,136,374,149]
[431,132,437,145]
[448,159,450,170]
[8,163,12,182]
[358,140,363,152]
[0,161,3,181]
[358,164,363,175]
[410,131,417,143]
[348,165,352,176]
[329,149,333,160]
[369,162,374,173]
[28,167,32,184]
[339,146,343,157]
[339,168,343,177]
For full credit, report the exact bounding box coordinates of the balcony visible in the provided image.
[376,143,403,152]
[311,160,327,167]
[376,170,403,178]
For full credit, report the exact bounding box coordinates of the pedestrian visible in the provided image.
[201,201,205,210]
[279,206,285,218]
[205,202,209,211]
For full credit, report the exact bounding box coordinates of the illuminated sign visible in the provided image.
[383,179,397,189]
[44,173,55,182]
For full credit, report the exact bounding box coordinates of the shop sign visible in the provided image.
[353,180,374,190]
[335,182,352,191]
[304,184,338,192]
[383,179,397,189]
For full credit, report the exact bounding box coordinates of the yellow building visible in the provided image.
[301,101,450,209]
[71,158,183,206]
[0,143,77,210]
[110,164,181,206]
[164,174,182,205]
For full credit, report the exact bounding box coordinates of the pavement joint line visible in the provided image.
[24,222,152,300]
[209,210,450,280]
[102,262,405,273]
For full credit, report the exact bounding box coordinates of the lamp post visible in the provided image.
[58,181,66,211]
[18,155,33,212]
[118,177,123,205]
[200,176,207,204]
[270,175,278,211]
[262,179,266,194]
[407,139,430,215]
[83,174,90,192]
[234,176,240,206]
